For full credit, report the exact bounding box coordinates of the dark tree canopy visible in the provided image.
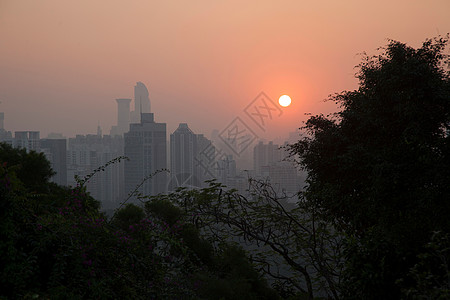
[0,145,277,299]
[0,142,54,192]
[289,37,450,298]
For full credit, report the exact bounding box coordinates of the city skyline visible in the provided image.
[1,1,449,141]
[0,112,302,207]
[1,2,448,297]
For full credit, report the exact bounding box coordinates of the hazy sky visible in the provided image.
[1,0,449,141]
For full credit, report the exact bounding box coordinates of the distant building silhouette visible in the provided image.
[7,130,69,187]
[97,125,102,137]
[67,134,125,209]
[216,154,237,185]
[0,128,69,187]
[253,141,282,175]
[169,123,215,190]
[260,162,300,195]
[130,82,151,123]
[253,141,301,196]
[14,131,40,152]
[111,98,131,136]
[195,133,216,183]
[170,123,199,189]
[0,129,12,144]
[110,82,151,136]
[124,113,167,201]
[0,111,12,144]
[41,139,67,186]
[46,132,66,139]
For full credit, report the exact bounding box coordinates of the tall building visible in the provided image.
[0,129,12,144]
[67,134,125,209]
[253,141,302,196]
[253,141,282,175]
[169,124,216,190]
[11,131,69,187]
[112,98,131,136]
[130,82,151,123]
[14,131,40,152]
[41,139,67,186]
[170,123,198,188]
[111,82,151,135]
[260,162,300,195]
[216,154,237,185]
[124,113,167,200]
[0,112,12,144]
[195,133,216,184]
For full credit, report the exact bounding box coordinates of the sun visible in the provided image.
[278,95,291,107]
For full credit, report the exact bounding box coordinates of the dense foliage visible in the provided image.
[162,180,343,299]
[288,36,450,298]
[0,143,54,193]
[0,144,276,299]
[2,36,449,299]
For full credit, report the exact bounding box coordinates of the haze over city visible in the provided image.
[1,1,449,141]
[2,1,450,298]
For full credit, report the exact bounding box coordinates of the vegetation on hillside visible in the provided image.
[1,36,449,299]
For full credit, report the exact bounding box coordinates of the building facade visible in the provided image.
[130,82,151,123]
[14,131,40,152]
[67,134,125,209]
[124,113,167,201]
[253,141,282,174]
[169,123,216,190]
[253,141,301,197]
[41,138,67,186]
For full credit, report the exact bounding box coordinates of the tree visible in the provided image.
[169,180,343,299]
[0,142,54,193]
[144,193,280,300]
[0,146,278,299]
[0,148,196,299]
[288,36,450,298]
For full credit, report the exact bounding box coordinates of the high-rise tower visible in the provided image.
[41,139,67,186]
[253,141,282,175]
[131,82,150,123]
[169,123,215,190]
[170,123,197,188]
[115,98,131,136]
[14,131,40,152]
[124,113,167,200]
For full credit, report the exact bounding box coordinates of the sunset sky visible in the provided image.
[1,1,449,142]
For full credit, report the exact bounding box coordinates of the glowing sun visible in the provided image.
[278,95,291,107]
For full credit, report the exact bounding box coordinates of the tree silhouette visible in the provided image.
[288,36,450,298]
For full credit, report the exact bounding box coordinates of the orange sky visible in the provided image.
[0,0,449,142]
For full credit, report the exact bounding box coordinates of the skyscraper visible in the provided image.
[169,123,216,190]
[253,141,282,175]
[115,98,131,136]
[216,154,237,185]
[124,113,167,200]
[195,133,216,184]
[0,111,12,144]
[67,134,125,209]
[41,139,67,186]
[14,131,40,152]
[130,82,150,123]
[170,123,199,189]
[253,141,302,196]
